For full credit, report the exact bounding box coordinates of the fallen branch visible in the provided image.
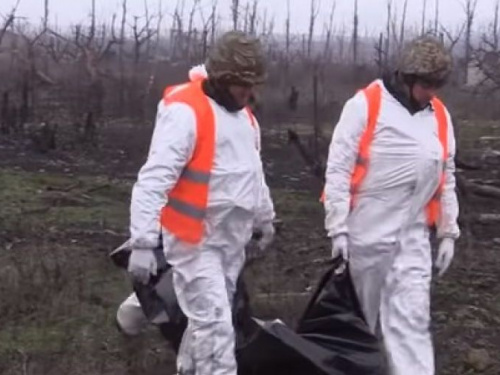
[45,182,82,193]
[84,184,111,194]
[287,129,324,181]
[462,178,500,199]
[476,213,500,224]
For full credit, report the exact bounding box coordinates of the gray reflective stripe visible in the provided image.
[356,155,368,166]
[181,168,211,184]
[168,198,206,219]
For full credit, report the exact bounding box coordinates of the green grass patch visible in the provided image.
[273,188,322,219]
[0,169,131,233]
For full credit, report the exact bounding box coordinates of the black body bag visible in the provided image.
[111,246,386,375]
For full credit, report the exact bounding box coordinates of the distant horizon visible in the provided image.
[1,0,499,38]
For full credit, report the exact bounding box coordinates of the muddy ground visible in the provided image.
[0,119,499,375]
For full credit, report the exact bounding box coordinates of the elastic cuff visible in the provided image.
[328,230,348,239]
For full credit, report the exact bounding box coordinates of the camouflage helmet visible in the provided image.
[205,31,266,85]
[398,36,452,81]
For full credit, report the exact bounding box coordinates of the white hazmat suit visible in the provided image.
[324,79,460,375]
[117,64,275,375]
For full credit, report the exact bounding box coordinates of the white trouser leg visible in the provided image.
[168,245,244,375]
[379,243,434,375]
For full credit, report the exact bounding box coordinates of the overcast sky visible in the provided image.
[0,0,498,36]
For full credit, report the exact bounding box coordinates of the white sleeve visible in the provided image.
[253,118,275,229]
[324,92,367,238]
[437,110,461,240]
[129,101,196,250]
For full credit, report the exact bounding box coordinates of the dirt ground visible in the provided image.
[0,118,499,375]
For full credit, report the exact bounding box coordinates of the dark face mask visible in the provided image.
[202,79,245,113]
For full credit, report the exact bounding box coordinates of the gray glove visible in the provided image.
[128,249,158,285]
[435,238,455,277]
[258,222,275,251]
[331,234,349,261]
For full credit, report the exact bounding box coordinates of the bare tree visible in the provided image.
[131,7,156,64]
[399,0,409,50]
[186,0,200,61]
[0,0,21,45]
[472,0,500,90]
[434,0,440,34]
[89,0,96,45]
[231,0,240,30]
[154,0,163,53]
[243,2,249,33]
[117,0,127,112]
[170,0,185,58]
[210,0,218,45]
[441,22,466,53]
[337,23,346,62]
[421,0,427,35]
[323,1,336,62]
[492,0,500,50]
[249,0,258,35]
[463,0,479,83]
[13,0,53,128]
[285,0,291,65]
[307,0,320,58]
[197,1,213,58]
[385,0,392,67]
[375,32,385,74]
[352,0,359,64]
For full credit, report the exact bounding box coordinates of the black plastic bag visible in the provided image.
[237,318,339,375]
[111,246,386,374]
[235,259,386,375]
[295,259,387,374]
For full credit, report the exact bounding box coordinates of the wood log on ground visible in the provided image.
[460,177,500,199]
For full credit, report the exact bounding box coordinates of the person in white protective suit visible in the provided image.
[119,31,275,375]
[323,36,460,375]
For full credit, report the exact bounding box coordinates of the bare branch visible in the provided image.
[441,22,466,52]
[249,0,258,35]
[210,0,217,44]
[231,0,240,30]
[463,0,479,83]
[323,0,336,62]
[421,0,427,35]
[399,0,408,47]
[434,0,440,34]
[0,0,21,45]
[307,0,320,58]
[352,0,359,64]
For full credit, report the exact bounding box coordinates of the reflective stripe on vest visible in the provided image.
[160,80,258,244]
[426,96,448,226]
[321,82,448,227]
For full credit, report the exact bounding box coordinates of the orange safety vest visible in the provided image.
[321,82,448,227]
[160,80,257,244]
